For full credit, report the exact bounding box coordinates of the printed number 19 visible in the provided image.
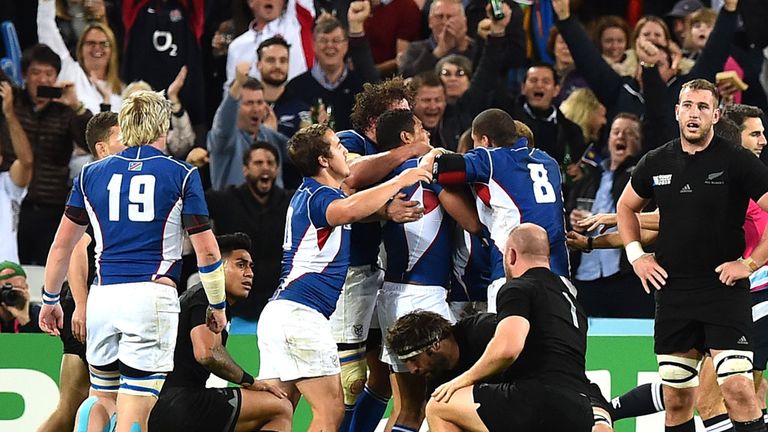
[107,174,156,222]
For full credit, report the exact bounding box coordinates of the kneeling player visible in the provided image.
[149,233,292,432]
[414,224,598,431]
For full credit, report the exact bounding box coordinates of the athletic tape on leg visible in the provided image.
[119,373,167,398]
[75,396,99,432]
[657,355,701,388]
[339,346,367,406]
[713,350,754,385]
[90,366,120,393]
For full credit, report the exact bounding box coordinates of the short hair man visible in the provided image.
[207,62,290,191]
[618,80,768,432]
[423,223,597,431]
[39,90,228,432]
[149,233,293,432]
[411,72,447,148]
[423,108,571,313]
[205,142,294,321]
[39,112,124,432]
[374,109,481,431]
[256,124,430,431]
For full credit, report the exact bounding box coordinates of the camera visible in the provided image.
[0,282,24,308]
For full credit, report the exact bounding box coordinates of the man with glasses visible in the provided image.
[284,1,379,131]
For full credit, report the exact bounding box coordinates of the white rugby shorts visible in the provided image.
[329,264,384,344]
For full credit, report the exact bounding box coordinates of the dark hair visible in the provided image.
[257,36,291,60]
[471,109,518,147]
[679,78,719,106]
[375,109,416,152]
[715,117,741,147]
[385,310,453,360]
[216,232,252,256]
[21,44,62,75]
[524,61,559,84]
[546,26,561,59]
[243,141,280,166]
[314,15,347,38]
[350,77,415,132]
[288,123,333,177]
[85,112,119,156]
[630,15,672,49]
[723,104,765,130]
[611,112,642,140]
[590,15,630,50]
[242,77,264,91]
[410,71,444,92]
[435,54,472,78]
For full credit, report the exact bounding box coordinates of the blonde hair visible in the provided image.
[683,8,717,51]
[77,23,123,94]
[118,90,171,147]
[122,80,153,99]
[560,88,603,142]
[513,120,534,148]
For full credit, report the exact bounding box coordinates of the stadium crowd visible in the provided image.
[2,0,768,430]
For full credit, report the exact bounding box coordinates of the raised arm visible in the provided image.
[684,0,739,81]
[1,84,33,187]
[344,142,432,191]
[347,1,380,84]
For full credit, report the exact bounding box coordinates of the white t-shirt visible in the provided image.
[0,171,28,263]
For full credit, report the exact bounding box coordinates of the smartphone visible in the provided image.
[37,85,63,99]
[489,0,504,20]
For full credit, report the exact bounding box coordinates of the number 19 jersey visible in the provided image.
[462,142,569,280]
[67,145,209,285]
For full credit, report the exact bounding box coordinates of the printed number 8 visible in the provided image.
[527,163,556,204]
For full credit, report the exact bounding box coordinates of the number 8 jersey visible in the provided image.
[66,146,209,285]
[461,142,569,280]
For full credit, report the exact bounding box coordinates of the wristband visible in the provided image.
[586,236,594,252]
[42,289,61,305]
[625,241,647,264]
[240,371,255,386]
[739,257,760,273]
[199,260,226,308]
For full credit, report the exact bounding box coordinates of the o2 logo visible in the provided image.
[152,31,178,57]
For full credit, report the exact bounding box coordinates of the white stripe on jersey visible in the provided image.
[475,178,523,254]
[83,190,105,284]
[156,197,184,278]
[403,186,444,273]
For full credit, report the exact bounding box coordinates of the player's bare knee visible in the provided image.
[720,375,757,405]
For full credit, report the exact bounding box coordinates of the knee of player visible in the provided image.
[339,346,368,406]
[719,375,757,402]
[425,397,446,421]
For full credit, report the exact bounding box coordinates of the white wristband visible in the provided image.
[625,241,646,264]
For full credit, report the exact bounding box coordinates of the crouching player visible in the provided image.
[149,233,292,432]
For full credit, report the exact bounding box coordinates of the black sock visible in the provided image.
[610,382,665,421]
[733,417,768,432]
[703,413,733,432]
[763,409,767,424]
[667,418,696,432]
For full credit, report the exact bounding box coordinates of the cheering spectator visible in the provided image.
[411,71,447,148]
[398,0,475,78]
[38,0,122,114]
[591,15,630,70]
[666,0,704,45]
[560,88,607,151]
[284,2,380,132]
[226,0,315,89]
[14,44,91,265]
[0,79,33,264]
[546,27,588,105]
[364,0,422,76]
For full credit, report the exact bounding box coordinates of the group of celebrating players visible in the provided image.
[31,72,768,432]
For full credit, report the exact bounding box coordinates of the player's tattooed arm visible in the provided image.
[191,324,250,385]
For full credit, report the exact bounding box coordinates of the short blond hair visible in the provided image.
[118,90,171,147]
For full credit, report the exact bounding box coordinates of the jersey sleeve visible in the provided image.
[66,174,86,209]
[188,292,209,329]
[629,153,654,199]
[495,281,534,322]
[463,148,492,184]
[310,187,345,228]
[182,168,209,216]
[731,148,768,202]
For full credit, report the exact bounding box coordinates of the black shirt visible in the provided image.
[496,267,590,394]
[164,283,230,389]
[631,136,768,280]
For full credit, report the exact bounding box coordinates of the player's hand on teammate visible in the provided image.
[432,372,473,403]
[575,212,617,233]
[397,167,433,188]
[243,380,288,399]
[565,231,589,251]
[39,303,64,336]
[715,260,752,287]
[206,306,227,334]
[632,254,667,293]
[72,304,87,343]
[387,192,425,223]
[186,148,210,167]
[417,147,447,173]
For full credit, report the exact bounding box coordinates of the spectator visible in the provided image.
[0,80,33,264]
[38,0,122,114]
[225,0,315,89]
[398,0,474,78]
[565,113,653,318]
[14,44,91,265]
[560,88,607,150]
[546,27,589,104]
[364,0,422,76]
[613,15,694,78]
[591,15,630,69]
[411,71,447,148]
[284,3,380,132]
[257,37,311,138]
[205,142,294,320]
[512,63,586,186]
[53,0,111,60]
[666,0,704,46]
[0,261,41,333]
[121,0,207,124]
[206,62,290,191]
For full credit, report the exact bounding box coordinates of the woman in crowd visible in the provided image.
[560,87,607,152]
